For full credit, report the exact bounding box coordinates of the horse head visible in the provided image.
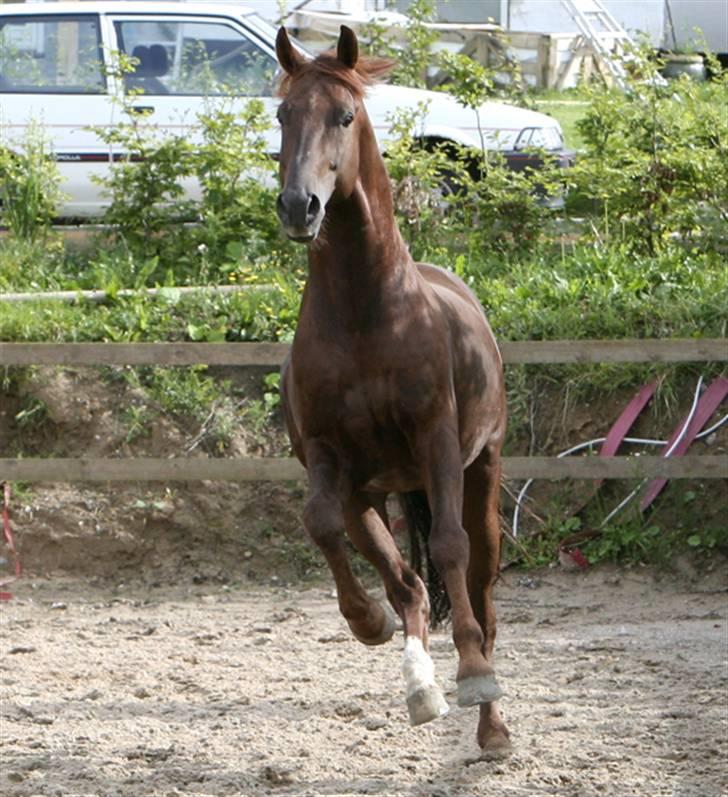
[274,26,391,243]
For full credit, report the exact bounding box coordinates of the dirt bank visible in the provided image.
[2,365,725,582]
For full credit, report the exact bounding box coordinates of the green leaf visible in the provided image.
[158,287,181,304]
[187,323,204,341]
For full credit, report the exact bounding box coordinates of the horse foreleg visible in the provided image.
[420,426,503,709]
[343,494,448,726]
[464,445,512,756]
[302,449,396,645]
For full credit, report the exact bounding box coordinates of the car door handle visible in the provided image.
[126,105,155,115]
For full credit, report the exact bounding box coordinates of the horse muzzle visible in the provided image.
[276,189,324,243]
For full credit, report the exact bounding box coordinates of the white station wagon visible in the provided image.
[0,1,572,219]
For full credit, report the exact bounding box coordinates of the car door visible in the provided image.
[106,10,281,201]
[0,11,116,218]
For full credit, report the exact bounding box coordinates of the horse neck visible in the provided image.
[306,120,414,307]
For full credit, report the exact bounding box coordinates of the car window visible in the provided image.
[513,128,533,150]
[0,14,105,94]
[514,126,562,151]
[113,18,277,97]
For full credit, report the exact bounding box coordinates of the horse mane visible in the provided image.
[278,52,395,99]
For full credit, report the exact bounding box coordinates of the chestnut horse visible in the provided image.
[275,26,510,754]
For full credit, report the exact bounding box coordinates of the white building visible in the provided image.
[273,0,728,53]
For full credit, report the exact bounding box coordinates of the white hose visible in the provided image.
[511,377,726,537]
[598,376,703,527]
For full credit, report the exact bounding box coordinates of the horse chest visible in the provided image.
[293,354,435,448]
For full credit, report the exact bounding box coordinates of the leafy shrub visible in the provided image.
[191,100,281,268]
[382,52,563,261]
[93,93,282,286]
[94,117,196,275]
[382,103,464,257]
[570,46,728,254]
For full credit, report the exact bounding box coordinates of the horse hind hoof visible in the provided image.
[407,685,449,726]
[479,731,513,760]
[457,674,503,707]
[350,602,398,646]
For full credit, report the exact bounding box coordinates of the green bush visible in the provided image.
[93,95,283,286]
[94,118,196,274]
[570,46,728,254]
[382,103,466,257]
[191,100,281,268]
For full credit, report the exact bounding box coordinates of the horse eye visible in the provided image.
[341,111,354,128]
[276,105,287,125]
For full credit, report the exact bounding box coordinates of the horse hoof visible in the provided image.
[350,602,397,646]
[479,732,513,760]
[457,674,503,707]
[407,685,449,726]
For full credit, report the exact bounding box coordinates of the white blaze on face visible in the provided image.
[401,636,437,698]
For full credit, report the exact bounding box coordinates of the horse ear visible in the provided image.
[337,25,359,69]
[276,27,304,75]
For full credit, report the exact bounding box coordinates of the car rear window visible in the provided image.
[0,14,105,94]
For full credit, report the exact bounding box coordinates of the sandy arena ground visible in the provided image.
[1,566,726,797]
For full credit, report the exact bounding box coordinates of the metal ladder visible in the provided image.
[560,0,632,89]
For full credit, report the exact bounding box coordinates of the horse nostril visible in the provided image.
[277,190,320,229]
[276,193,287,219]
[307,194,321,223]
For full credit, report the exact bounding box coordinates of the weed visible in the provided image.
[263,372,281,413]
[15,397,48,429]
[0,121,64,241]
[585,522,665,566]
[686,527,728,554]
[124,404,156,443]
[241,398,272,439]
[284,539,325,580]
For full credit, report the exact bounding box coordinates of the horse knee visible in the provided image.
[302,491,343,551]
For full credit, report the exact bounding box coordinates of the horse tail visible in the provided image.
[398,490,451,626]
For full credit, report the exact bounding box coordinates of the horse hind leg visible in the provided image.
[343,494,448,726]
[463,444,511,756]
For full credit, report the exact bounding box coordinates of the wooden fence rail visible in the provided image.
[1,339,725,483]
[1,339,725,366]
[0,456,724,483]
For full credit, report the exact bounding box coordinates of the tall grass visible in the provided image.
[0,121,64,241]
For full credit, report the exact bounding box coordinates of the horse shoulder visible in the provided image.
[416,263,499,353]
[415,262,505,444]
